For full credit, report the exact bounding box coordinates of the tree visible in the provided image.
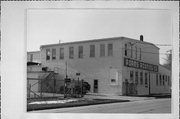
[163,50,172,70]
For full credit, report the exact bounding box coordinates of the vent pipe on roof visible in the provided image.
[140,35,143,41]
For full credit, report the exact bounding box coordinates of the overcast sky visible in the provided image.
[27,9,172,64]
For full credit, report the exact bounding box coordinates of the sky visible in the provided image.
[27,9,172,64]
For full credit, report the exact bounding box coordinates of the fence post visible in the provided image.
[77,79,79,97]
[71,79,74,97]
[64,79,66,98]
[53,76,55,97]
[40,79,42,98]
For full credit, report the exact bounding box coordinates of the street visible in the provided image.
[32,98,171,113]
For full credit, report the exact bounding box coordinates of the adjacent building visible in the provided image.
[27,51,41,63]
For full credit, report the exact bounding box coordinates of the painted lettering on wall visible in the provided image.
[124,58,158,72]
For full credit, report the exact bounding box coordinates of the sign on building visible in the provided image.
[124,58,158,72]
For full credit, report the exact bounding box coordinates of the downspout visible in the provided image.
[149,72,151,95]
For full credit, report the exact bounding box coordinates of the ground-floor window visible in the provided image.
[159,75,162,85]
[145,72,148,85]
[168,76,170,86]
[135,71,138,84]
[130,71,134,83]
[156,74,158,86]
[140,72,143,85]
[93,79,98,93]
[162,75,165,86]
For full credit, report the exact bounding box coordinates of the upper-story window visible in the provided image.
[125,44,127,56]
[52,48,56,60]
[78,46,83,59]
[69,47,74,59]
[139,48,142,60]
[46,49,50,60]
[135,46,137,59]
[90,45,95,58]
[100,44,105,57]
[59,48,64,60]
[108,43,113,56]
[130,45,133,58]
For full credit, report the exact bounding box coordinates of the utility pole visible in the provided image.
[64,61,68,98]
[65,61,68,78]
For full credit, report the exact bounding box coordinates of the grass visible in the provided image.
[27,98,129,111]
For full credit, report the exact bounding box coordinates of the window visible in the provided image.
[111,79,116,83]
[163,75,165,86]
[140,72,143,85]
[108,43,113,56]
[156,74,158,86]
[100,44,105,57]
[131,45,133,58]
[30,54,33,62]
[165,75,167,82]
[130,71,133,82]
[159,75,162,85]
[59,48,64,59]
[52,48,56,60]
[125,44,127,56]
[69,47,74,59]
[46,49,50,60]
[145,73,148,85]
[135,46,137,59]
[78,46,83,58]
[90,45,95,57]
[135,71,138,84]
[139,48,141,60]
[168,76,170,86]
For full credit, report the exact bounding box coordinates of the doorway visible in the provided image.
[93,79,98,93]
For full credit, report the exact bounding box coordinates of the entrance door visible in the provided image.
[93,80,98,93]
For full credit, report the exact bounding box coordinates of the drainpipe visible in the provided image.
[149,72,151,95]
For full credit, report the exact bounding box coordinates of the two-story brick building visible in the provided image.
[38,36,171,96]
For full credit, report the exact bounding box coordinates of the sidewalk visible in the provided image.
[28,92,156,101]
[84,93,155,101]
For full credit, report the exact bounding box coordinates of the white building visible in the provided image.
[38,36,171,96]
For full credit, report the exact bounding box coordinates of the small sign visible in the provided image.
[65,78,71,83]
[76,73,80,76]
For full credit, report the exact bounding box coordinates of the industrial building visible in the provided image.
[27,36,171,96]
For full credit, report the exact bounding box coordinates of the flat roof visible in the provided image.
[40,36,159,49]
[27,51,40,53]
